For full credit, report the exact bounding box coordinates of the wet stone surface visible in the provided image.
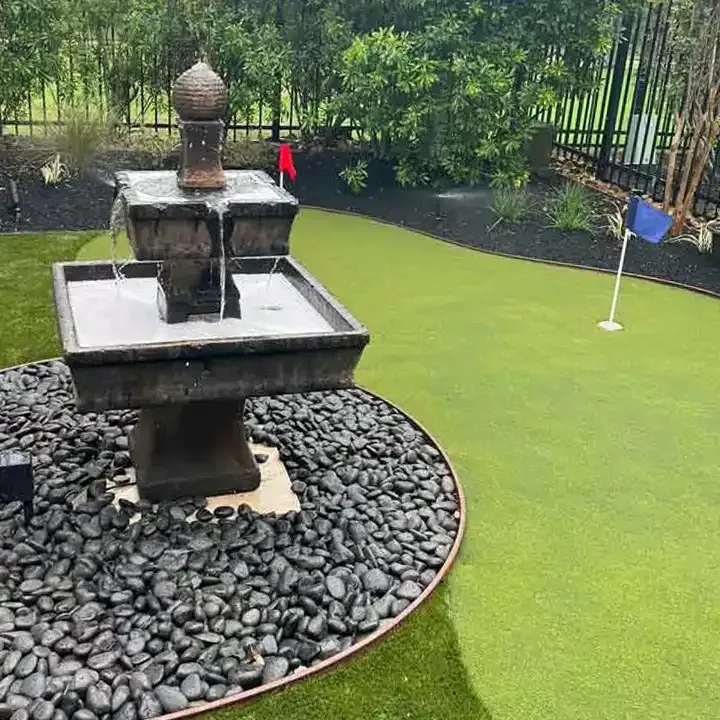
[0,361,460,719]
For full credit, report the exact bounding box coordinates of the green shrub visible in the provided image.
[338,0,620,188]
[545,183,595,232]
[491,188,530,225]
[339,160,368,194]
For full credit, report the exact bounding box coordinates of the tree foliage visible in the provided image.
[0,0,66,125]
[340,0,622,185]
[2,0,623,184]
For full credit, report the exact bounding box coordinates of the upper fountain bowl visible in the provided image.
[172,61,228,121]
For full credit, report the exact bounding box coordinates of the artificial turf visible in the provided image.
[6,208,720,719]
[0,231,97,367]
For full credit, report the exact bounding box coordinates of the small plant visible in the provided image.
[339,160,368,195]
[545,182,595,231]
[490,187,530,227]
[605,202,626,244]
[40,154,68,185]
[667,218,720,254]
[52,108,115,171]
[490,159,530,191]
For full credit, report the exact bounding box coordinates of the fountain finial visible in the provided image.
[172,61,228,189]
[172,61,228,121]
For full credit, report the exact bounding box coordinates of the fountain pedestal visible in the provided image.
[177,120,226,191]
[131,400,259,501]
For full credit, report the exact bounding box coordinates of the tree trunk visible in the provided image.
[663,111,685,212]
[672,113,720,234]
[670,112,704,234]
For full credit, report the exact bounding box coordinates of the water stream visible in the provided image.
[211,199,230,323]
[109,194,127,282]
[262,257,282,311]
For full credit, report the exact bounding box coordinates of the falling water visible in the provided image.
[262,257,283,312]
[218,207,227,322]
[264,256,279,295]
[207,199,230,323]
[108,193,163,305]
[109,195,127,282]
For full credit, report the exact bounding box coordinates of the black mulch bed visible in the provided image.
[0,173,115,234]
[2,148,720,296]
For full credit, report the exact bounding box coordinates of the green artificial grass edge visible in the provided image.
[0,231,101,367]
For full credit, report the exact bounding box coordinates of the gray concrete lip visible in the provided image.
[115,169,299,220]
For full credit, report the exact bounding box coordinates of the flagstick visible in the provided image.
[279,171,284,189]
[598,227,631,331]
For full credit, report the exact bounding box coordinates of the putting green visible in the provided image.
[77,208,720,720]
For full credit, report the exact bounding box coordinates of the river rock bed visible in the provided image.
[0,361,460,720]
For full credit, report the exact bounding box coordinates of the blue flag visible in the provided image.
[626,195,672,244]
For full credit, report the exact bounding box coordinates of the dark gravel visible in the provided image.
[0,361,459,719]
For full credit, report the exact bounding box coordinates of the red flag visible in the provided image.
[278,144,296,181]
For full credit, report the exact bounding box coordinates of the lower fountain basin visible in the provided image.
[53,256,369,411]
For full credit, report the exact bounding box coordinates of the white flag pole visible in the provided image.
[279,171,284,189]
[598,226,631,331]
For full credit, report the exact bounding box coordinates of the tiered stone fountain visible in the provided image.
[52,61,369,502]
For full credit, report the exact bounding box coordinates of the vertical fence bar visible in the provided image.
[124,45,131,130]
[153,49,159,132]
[98,40,104,117]
[139,51,145,130]
[55,80,62,126]
[27,91,33,136]
[82,31,90,120]
[598,13,633,180]
[41,80,48,135]
[166,48,172,135]
[635,5,669,194]
[289,87,294,135]
[68,53,75,111]
[582,69,602,157]
[615,14,644,186]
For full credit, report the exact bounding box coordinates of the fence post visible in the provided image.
[598,13,633,179]
[271,0,283,142]
[271,85,282,142]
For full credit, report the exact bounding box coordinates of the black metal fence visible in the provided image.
[0,34,310,141]
[3,4,720,219]
[0,77,301,143]
[544,2,720,219]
